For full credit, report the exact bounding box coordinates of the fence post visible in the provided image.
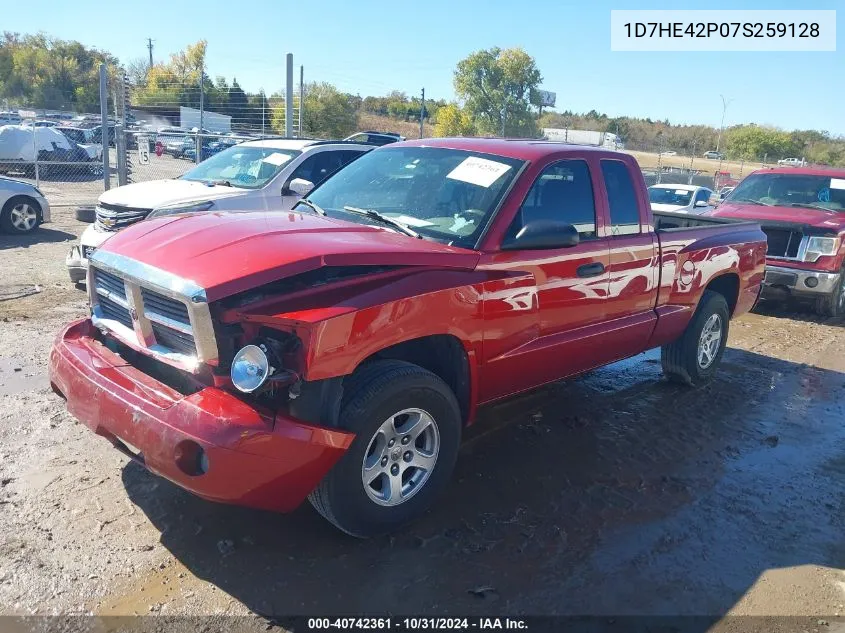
[115,73,128,186]
[99,63,111,191]
[285,54,294,137]
[196,70,204,164]
[31,121,40,188]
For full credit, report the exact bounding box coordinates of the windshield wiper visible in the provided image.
[294,198,326,216]
[208,179,232,187]
[343,206,420,238]
[790,203,837,212]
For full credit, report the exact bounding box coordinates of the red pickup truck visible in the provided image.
[706,166,845,316]
[49,139,766,537]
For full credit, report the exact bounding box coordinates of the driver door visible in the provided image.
[479,158,610,402]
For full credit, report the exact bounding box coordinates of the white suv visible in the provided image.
[67,138,373,282]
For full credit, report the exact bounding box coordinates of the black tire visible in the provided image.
[0,195,41,234]
[816,268,845,317]
[308,360,462,538]
[75,206,96,223]
[661,290,730,387]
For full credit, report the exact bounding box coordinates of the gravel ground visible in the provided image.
[2,207,845,631]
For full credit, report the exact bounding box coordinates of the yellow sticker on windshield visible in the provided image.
[447,156,512,188]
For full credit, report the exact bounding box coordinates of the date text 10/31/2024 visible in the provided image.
[306,618,529,630]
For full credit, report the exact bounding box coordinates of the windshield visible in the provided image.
[649,187,693,206]
[304,146,524,245]
[181,145,300,188]
[727,173,845,210]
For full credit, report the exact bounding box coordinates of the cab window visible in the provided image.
[507,159,597,241]
[601,159,641,236]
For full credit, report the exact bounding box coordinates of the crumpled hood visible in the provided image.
[707,202,845,231]
[96,211,480,301]
[97,178,246,209]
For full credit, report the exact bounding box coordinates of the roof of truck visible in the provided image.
[396,137,623,161]
[751,166,845,177]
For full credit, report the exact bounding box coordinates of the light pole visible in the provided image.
[715,94,734,154]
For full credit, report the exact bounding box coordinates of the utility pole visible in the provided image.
[419,87,425,139]
[146,38,154,69]
[716,94,733,154]
[197,68,204,164]
[285,54,293,137]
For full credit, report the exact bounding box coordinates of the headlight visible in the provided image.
[803,236,840,263]
[148,200,214,219]
[230,344,271,393]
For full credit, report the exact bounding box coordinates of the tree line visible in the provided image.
[2,33,843,166]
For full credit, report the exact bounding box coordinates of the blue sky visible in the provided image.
[4,0,842,133]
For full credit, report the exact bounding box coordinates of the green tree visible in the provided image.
[434,103,477,137]
[724,125,798,161]
[453,47,541,137]
[227,78,249,126]
[273,82,357,138]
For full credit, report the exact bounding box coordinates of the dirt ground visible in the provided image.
[2,207,845,631]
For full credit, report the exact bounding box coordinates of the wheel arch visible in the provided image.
[704,272,739,317]
[349,334,474,427]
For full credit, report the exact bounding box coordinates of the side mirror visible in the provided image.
[284,178,315,197]
[501,220,580,251]
[694,200,709,208]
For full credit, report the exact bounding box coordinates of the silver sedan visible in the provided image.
[0,176,51,234]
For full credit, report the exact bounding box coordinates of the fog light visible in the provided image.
[230,344,270,393]
[805,277,819,288]
[174,440,208,477]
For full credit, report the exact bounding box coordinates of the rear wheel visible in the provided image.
[661,290,730,386]
[308,360,461,537]
[816,267,845,317]
[0,196,40,234]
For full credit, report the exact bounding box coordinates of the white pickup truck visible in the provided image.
[67,138,373,282]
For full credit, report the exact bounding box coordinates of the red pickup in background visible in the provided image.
[707,166,845,316]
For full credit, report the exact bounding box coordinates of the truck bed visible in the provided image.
[653,210,750,231]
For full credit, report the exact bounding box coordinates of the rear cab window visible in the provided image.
[600,159,641,236]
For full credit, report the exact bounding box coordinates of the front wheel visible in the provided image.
[816,268,845,317]
[308,360,462,538]
[661,290,730,386]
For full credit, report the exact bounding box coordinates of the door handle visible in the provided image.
[576,262,606,278]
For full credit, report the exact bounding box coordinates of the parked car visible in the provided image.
[0,125,96,176]
[66,138,374,282]
[648,184,714,214]
[659,151,677,157]
[0,175,51,234]
[56,126,102,160]
[777,157,805,167]
[704,150,726,160]
[718,186,735,200]
[51,138,766,536]
[706,166,845,316]
[344,131,404,146]
[165,135,194,158]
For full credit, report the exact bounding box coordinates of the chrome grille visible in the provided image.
[94,269,126,299]
[151,323,196,356]
[141,288,190,324]
[90,261,206,366]
[95,202,151,232]
[97,294,132,328]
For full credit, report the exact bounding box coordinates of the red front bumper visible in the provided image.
[48,319,354,512]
